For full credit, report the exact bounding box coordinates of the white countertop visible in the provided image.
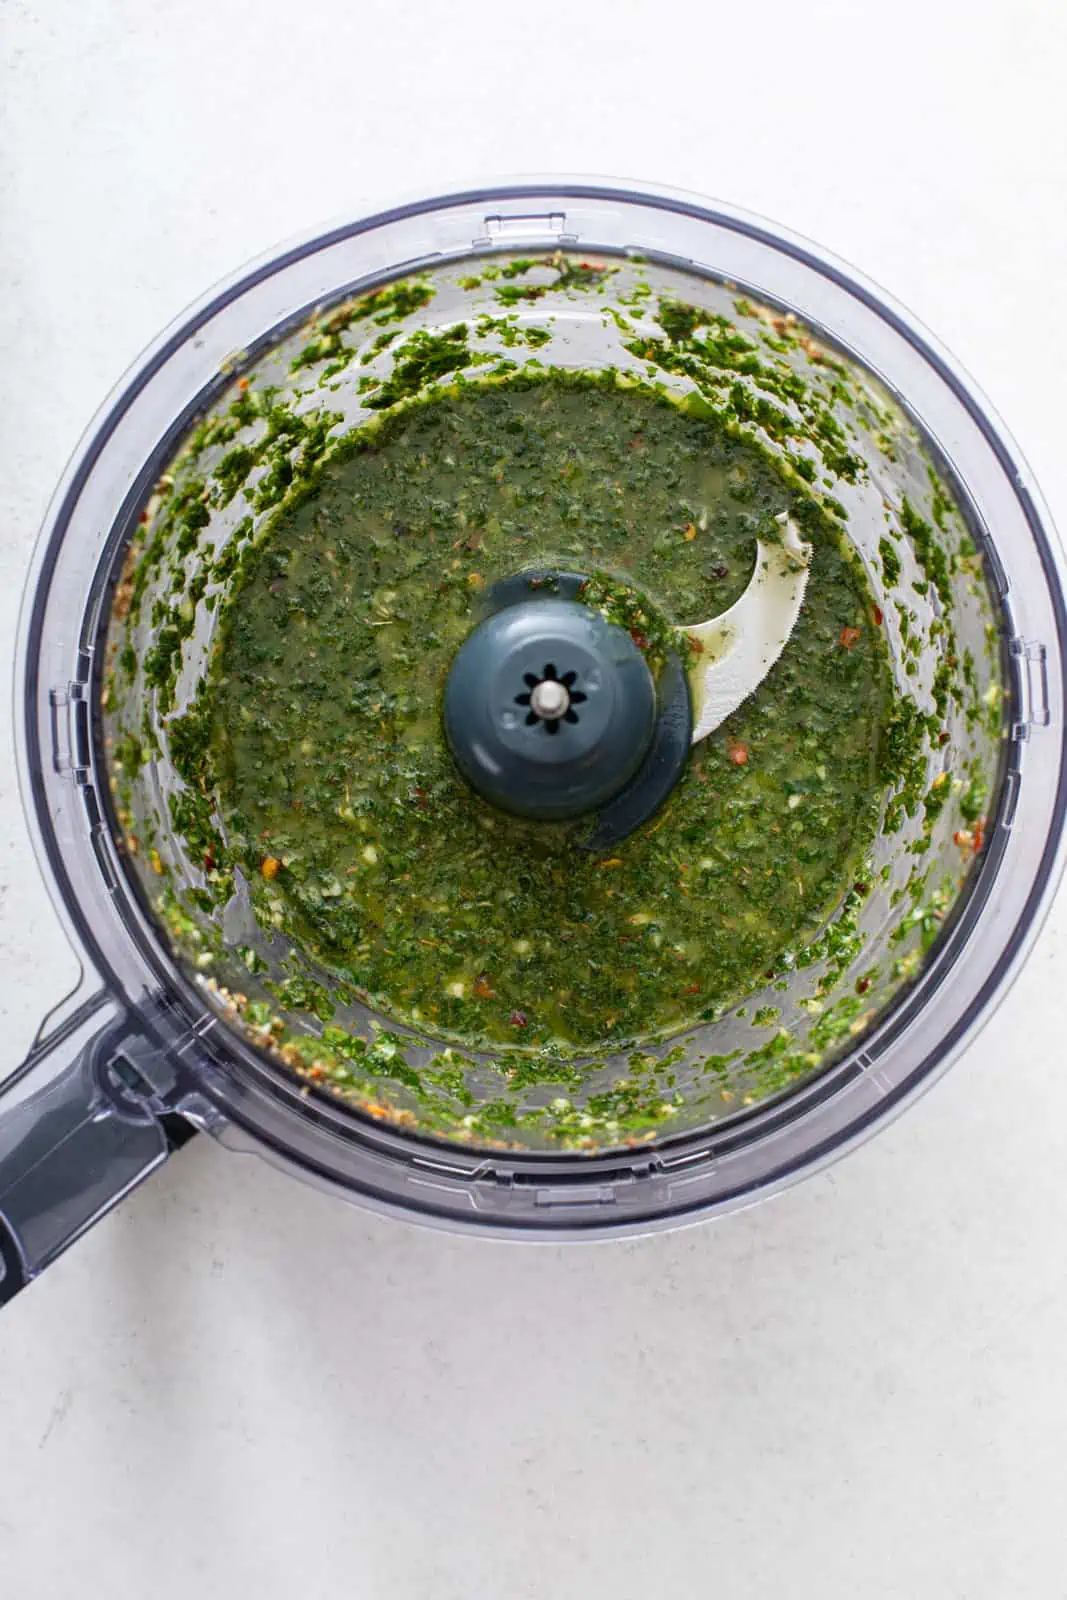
[2,3,1066,1594]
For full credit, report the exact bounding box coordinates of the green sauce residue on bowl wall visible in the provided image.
[103,256,1005,1150]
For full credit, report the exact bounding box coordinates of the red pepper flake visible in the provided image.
[473,974,496,1000]
[839,625,862,650]
[630,629,649,651]
[727,741,749,766]
[856,976,872,995]
[953,824,987,860]
[237,376,250,391]
[412,785,429,809]
[509,1010,528,1028]
[872,604,884,626]
[938,729,951,746]
[202,846,216,871]
[628,433,645,451]
[687,633,704,655]
[683,982,702,996]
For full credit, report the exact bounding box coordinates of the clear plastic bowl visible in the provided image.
[2,181,1064,1304]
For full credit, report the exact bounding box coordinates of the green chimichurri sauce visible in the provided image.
[199,373,891,1053]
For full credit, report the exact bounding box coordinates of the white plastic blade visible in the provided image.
[683,512,812,744]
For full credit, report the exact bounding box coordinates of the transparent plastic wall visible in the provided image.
[11,185,1064,1238]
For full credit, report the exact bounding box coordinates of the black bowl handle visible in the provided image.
[0,990,196,1306]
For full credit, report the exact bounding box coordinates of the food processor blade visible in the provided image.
[685,514,812,742]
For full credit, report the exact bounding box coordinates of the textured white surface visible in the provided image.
[2,2,1067,1595]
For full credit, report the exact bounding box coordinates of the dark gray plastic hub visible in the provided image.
[444,595,657,819]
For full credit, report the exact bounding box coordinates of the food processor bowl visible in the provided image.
[2,180,1064,1305]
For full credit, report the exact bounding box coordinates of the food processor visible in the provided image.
[2,179,1064,1307]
